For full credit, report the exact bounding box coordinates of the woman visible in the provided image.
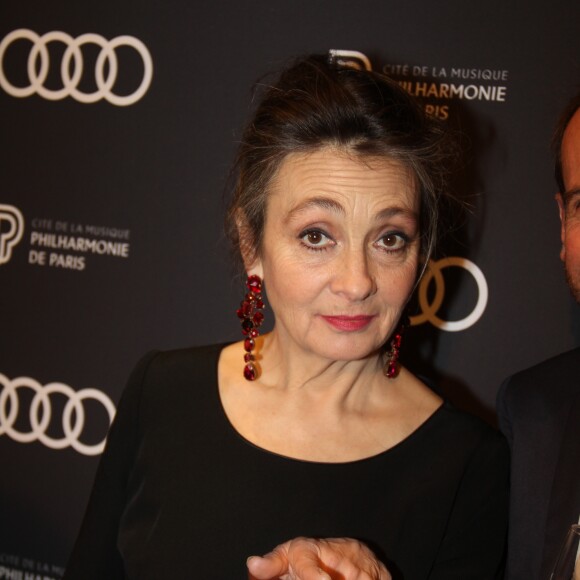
[64,54,508,579]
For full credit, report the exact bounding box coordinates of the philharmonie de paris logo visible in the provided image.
[0,204,24,265]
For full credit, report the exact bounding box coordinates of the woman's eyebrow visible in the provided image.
[376,207,418,222]
[286,197,345,221]
[287,198,417,217]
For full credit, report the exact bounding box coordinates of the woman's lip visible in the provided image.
[320,315,376,331]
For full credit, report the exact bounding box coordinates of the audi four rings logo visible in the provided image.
[0,373,116,456]
[0,204,24,265]
[0,29,153,106]
[410,257,489,331]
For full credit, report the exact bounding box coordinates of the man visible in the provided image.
[497,92,580,579]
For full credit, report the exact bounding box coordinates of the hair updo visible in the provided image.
[226,53,456,271]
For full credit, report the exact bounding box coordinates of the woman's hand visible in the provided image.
[247,537,392,580]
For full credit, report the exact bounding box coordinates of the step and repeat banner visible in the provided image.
[1,0,579,576]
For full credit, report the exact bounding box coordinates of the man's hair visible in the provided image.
[552,89,580,192]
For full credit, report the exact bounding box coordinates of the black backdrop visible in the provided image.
[1,1,579,576]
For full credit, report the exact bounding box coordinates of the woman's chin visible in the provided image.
[307,337,384,363]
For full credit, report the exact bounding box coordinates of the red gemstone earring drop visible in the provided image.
[384,317,408,379]
[237,274,265,381]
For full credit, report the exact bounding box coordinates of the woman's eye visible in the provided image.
[377,233,407,251]
[299,229,332,249]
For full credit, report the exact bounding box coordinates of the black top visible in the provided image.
[65,344,509,579]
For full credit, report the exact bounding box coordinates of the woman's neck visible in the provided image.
[255,331,388,410]
[217,337,442,462]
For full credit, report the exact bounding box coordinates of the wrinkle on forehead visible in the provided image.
[267,148,419,219]
[284,196,418,226]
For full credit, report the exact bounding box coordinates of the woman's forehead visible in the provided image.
[267,148,419,212]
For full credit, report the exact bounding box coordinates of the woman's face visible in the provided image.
[249,147,420,362]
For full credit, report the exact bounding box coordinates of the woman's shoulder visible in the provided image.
[137,343,226,377]
[400,371,499,444]
[116,343,229,431]
[429,401,508,462]
[411,372,499,440]
[123,343,227,404]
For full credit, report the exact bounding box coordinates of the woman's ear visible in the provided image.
[236,211,264,278]
[246,252,264,280]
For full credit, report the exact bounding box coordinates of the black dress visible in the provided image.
[64,344,509,579]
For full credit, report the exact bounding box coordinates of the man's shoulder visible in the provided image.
[501,347,580,408]
[508,347,580,383]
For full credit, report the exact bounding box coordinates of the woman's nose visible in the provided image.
[330,249,377,301]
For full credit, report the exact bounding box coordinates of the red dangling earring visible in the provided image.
[384,317,408,379]
[236,274,265,381]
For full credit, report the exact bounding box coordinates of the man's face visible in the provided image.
[557,108,580,302]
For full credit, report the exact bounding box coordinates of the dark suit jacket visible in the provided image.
[497,347,580,580]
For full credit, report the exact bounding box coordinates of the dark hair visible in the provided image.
[553,90,580,193]
[226,54,457,271]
